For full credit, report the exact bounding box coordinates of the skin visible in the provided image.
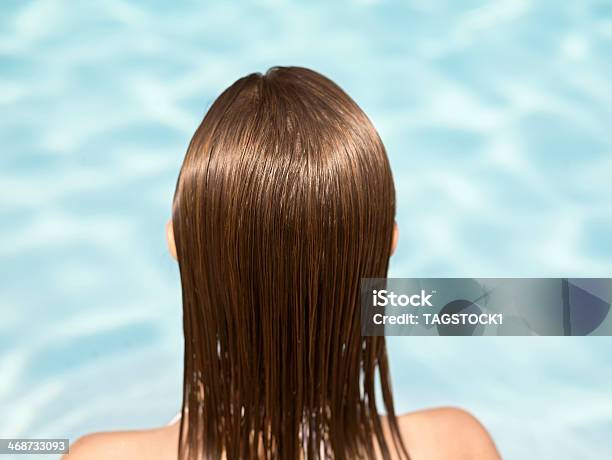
[63,223,501,459]
[64,408,500,459]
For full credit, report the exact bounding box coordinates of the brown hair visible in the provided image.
[172,66,407,459]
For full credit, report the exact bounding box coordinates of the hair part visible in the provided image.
[172,66,407,459]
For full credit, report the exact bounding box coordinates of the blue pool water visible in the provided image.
[1,1,611,458]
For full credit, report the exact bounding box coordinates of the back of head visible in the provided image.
[172,67,405,459]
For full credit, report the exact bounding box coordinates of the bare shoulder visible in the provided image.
[62,422,179,460]
[393,407,500,460]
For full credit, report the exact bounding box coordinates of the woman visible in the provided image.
[66,67,500,459]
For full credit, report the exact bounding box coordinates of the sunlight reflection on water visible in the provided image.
[1,1,611,458]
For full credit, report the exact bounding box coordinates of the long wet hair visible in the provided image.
[172,66,407,460]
